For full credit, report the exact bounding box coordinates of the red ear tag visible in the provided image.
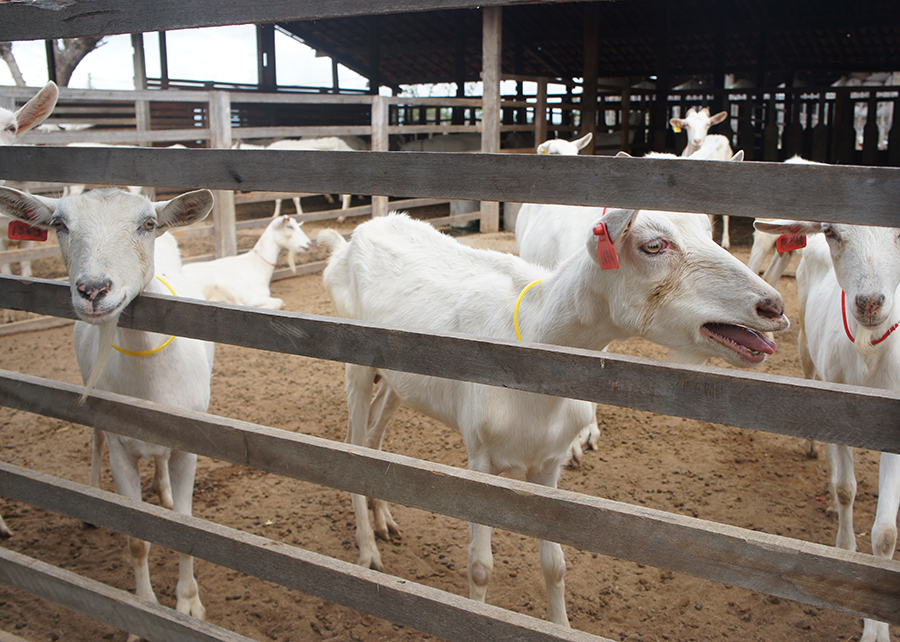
[776,234,806,254]
[8,220,48,242]
[593,223,619,270]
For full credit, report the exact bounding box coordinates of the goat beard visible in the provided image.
[852,325,880,361]
[287,249,297,275]
[79,320,118,403]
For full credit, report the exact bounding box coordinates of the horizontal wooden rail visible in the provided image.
[3,146,900,223]
[0,375,897,625]
[0,0,569,40]
[22,128,210,145]
[0,547,254,642]
[1,276,898,454]
[0,462,605,642]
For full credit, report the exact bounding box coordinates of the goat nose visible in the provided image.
[77,279,112,302]
[856,292,885,319]
[756,294,785,320]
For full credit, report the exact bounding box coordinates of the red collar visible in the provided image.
[253,249,276,267]
[841,290,899,346]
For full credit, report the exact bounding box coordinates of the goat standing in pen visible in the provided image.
[320,211,788,626]
[0,81,58,537]
[755,215,900,642]
[669,106,734,248]
[0,186,215,639]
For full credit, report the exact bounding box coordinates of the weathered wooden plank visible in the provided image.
[0,245,61,266]
[0,0,588,41]
[20,128,210,145]
[0,315,73,338]
[3,146,900,223]
[0,547,254,642]
[0,463,607,642]
[0,388,897,625]
[0,277,898,455]
[233,125,372,139]
[0,86,211,103]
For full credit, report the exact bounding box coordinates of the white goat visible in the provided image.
[748,157,820,289]
[669,107,733,248]
[0,82,59,280]
[0,82,58,534]
[755,215,900,642]
[0,186,215,636]
[320,212,787,626]
[518,149,745,465]
[183,214,311,309]
[266,137,356,216]
[535,132,593,156]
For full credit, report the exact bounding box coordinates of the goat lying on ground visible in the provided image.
[183,214,311,309]
[536,132,593,156]
[0,186,215,639]
[755,215,900,642]
[320,212,787,626]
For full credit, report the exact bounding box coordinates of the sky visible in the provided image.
[0,25,373,92]
[0,25,529,98]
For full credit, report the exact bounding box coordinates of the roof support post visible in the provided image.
[256,24,277,91]
[209,90,237,258]
[480,5,501,233]
[131,33,155,198]
[371,95,389,217]
[581,3,600,154]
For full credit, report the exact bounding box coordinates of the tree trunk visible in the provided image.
[53,37,105,87]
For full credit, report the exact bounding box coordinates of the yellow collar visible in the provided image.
[514,278,544,341]
[112,275,177,357]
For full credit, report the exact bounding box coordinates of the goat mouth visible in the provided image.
[75,296,127,323]
[701,323,777,364]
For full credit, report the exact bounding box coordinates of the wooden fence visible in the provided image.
[2,2,900,641]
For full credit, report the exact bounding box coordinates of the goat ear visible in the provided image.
[536,141,551,154]
[154,189,214,230]
[709,110,728,125]
[0,186,57,227]
[753,219,823,236]
[615,151,633,158]
[574,132,593,150]
[585,208,638,262]
[14,81,59,136]
[669,117,685,129]
[729,150,744,161]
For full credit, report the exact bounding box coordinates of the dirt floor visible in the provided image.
[0,211,891,642]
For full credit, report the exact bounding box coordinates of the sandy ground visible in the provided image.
[0,212,890,642]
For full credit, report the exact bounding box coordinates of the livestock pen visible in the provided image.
[1,2,900,642]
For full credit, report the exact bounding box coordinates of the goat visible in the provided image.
[319,212,787,626]
[669,107,733,248]
[0,186,215,637]
[266,138,357,216]
[748,157,820,291]
[0,82,59,281]
[536,132,593,156]
[0,82,58,533]
[183,214,311,309]
[517,149,745,465]
[754,215,899,642]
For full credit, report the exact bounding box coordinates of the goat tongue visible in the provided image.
[702,323,777,355]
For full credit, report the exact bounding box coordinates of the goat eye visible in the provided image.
[822,224,836,238]
[50,218,67,233]
[642,239,665,254]
[141,219,157,231]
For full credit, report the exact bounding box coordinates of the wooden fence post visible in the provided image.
[534,77,548,146]
[131,33,155,199]
[371,95,389,217]
[480,6,501,233]
[209,90,237,257]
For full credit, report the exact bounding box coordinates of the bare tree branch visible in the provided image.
[0,42,27,87]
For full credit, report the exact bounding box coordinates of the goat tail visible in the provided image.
[316,229,347,255]
[80,321,117,403]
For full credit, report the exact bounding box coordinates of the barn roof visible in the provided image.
[278,0,900,89]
